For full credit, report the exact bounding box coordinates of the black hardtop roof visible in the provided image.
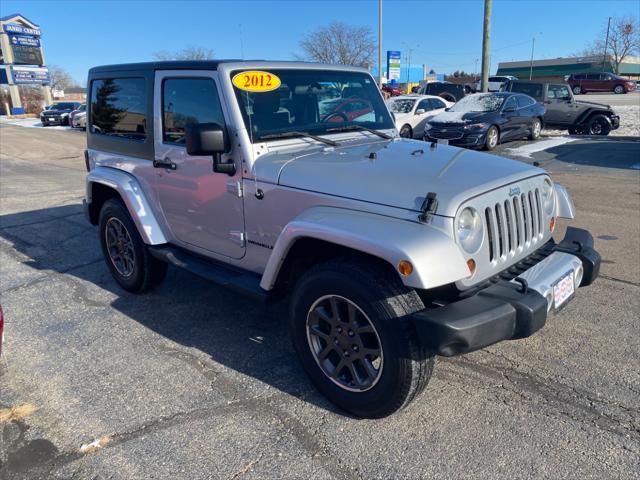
[88,60,244,74]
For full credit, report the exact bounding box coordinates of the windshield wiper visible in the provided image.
[259,131,338,147]
[325,125,392,140]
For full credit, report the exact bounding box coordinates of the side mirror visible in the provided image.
[444,107,451,112]
[415,109,426,115]
[185,123,235,175]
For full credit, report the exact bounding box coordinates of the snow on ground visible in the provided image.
[506,136,577,159]
[0,116,75,131]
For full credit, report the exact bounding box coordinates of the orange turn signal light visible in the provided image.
[550,217,556,233]
[398,260,414,276]
[467,258,477,275]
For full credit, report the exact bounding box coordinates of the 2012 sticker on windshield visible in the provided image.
[232,71,281,92]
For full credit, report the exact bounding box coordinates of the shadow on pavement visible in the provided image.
[0,204,344,415]
[539,138,640,170]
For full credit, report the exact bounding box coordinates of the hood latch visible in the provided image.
[419,192,438,224]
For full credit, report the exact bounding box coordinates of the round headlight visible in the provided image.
[456,207,483,254]
[541,178,555,215]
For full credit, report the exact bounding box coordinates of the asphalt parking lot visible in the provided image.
[1,125,639,479]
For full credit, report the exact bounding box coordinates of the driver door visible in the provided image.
[153,70,245,259]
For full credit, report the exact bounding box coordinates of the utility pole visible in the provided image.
[602,16,611,71]
[378,0,383,86]
[480,0,492,92]
[529,37,535,80]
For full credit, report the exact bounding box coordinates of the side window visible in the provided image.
[586,73,600,80]
[489,76,498,82]
[503,96,517,110]
[162,78,225,144]
[574,74,585,80]
[549,85,571,100]
[90,78,147,140]
[516,95,534,108]
[429,98,446,110]
[416,99,431,112]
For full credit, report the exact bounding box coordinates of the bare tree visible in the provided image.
[153,46,215,61]
[298,22,376,67]
[48,65,79,90]
[580,14,639,73]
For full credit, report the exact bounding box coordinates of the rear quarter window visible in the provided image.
[509,83,543,100]
[90,78,147,141]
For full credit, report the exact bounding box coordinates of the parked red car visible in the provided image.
[568,73,635,95]
[381,85,403,96]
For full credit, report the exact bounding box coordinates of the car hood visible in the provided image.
[254,137,545,217]
[575,99,612,111]
[428,110,491,125]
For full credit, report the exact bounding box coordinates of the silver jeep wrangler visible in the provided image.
[84,61,601,418]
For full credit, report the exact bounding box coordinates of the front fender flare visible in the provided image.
[86,166,168,245]
[260,206,470,291]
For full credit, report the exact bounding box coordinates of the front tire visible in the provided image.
[289,258,434,418]
[586,114,612,136]
[484,126,499,150]
[99,198,167,293]
[529,118,542,140]
[613,85,625,94]
[399,124,412,138]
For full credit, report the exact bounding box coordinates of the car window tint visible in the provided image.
[516,95,534,108]
[549,84,571,100]
[586,73,600,80]
[90,78,147,141]
[430,98,446,110]
[510,83,543,100]
[416,99,431,112]
[574,74,585,80]
[503,96,517,110]
[162,78,225,145]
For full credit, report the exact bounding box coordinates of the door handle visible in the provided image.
[153,158,177,170]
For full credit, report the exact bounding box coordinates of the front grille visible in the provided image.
[428,125,464,139]
[484,188,544,263]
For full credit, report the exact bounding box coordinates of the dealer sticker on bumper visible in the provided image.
[553,271,575,310]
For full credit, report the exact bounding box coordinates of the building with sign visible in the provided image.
[0,13,52,114]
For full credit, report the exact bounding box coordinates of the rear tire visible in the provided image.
[289,258,434,418]
[399,124,413,138]
[586,114,611,136]
[484,126,499,150]
[572,86,582,95]
[99,198,167,293]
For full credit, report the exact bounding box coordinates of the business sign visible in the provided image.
[9,34,40,47]
[387,51,401,81]
[2,23,41,37]
[10,65,50,84]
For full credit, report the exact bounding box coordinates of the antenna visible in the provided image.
[239,24,245,59]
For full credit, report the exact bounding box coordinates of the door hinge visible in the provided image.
[229,231,246,247]
[226,180,243,198]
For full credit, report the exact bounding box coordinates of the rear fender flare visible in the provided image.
[260,206,470,291]
[86,166,168,245]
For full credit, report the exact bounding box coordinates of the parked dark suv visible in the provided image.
[568,73,635,95]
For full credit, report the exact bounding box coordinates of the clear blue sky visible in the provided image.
[3,0,638,83]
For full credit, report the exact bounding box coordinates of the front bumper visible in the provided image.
[424,131,488,147]
[412,227,600,356]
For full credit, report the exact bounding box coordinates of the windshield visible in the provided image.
[232,69,394,142]
[49,103,77,110]
[449,94,505,112]
[387,98,416,114]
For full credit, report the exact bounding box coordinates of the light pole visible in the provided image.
[480,0,492,92]
[602,16,612,71]
[528,32,542,80]
[378,0,383,86]
[402,42,419,93]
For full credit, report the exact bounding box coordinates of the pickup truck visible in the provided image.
[84,61,601,418]
[504,80,620,135]
[417,81,465,103]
